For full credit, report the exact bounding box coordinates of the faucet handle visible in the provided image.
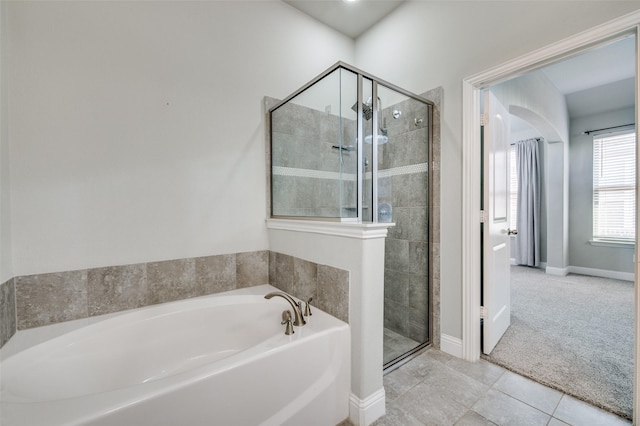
[304,297,313,317]
[281,310,294,335]
[294,301,306,326]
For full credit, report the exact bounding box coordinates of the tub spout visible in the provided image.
[264,292,306,326]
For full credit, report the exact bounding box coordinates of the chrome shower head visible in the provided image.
[351,100,374,121]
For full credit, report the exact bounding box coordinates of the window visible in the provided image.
[509,145,517,231]
[593,131,636,242]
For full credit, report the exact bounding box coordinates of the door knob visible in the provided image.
[508,228,518,236]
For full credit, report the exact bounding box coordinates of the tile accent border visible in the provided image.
[2,249,349,350]
[273,163,429,181]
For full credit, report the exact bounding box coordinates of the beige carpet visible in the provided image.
[483,266,634,420]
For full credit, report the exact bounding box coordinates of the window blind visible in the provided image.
[593,131,636,242]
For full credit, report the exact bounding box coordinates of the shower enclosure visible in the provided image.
[269,62,433,369]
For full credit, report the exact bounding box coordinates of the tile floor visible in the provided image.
[371,348,630,426]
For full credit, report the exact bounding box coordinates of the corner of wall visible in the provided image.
[0,0,13,285]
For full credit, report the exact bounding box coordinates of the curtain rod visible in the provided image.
[583,123,635,135]
[510,137,543,146]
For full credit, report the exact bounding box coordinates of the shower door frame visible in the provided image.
[378,91,435,372]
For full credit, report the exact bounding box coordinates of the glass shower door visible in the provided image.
[270,67,358,219]
[377,85,431,367]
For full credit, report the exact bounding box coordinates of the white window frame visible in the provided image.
[592,129,636,244]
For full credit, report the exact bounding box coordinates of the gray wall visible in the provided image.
[569,106,636,273]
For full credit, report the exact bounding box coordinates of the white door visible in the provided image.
[482,91,512,355]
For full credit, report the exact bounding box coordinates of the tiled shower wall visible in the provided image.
[382,87,442,348]
[381,96,430,343]
[271,101,357,217]
[0,251,349,349]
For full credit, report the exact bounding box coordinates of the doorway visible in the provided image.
[462,11,640,422]
[479,34,636,420]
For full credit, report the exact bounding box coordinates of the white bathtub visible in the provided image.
[0,285,350,426]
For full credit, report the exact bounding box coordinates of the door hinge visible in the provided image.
[480,306,487,319]
[480,210,487,223]
[480,113,489,126]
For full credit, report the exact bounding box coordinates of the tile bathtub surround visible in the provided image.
[196,253,236,294]
[88,263,148,316]
[316,264,349,323]
[237,251,270,288]
[12,250,348,331]
[14,250,270,330]
[147,258,198,305]
[0,278,16,349]
[270,251,349,323]
[16,270,88,330]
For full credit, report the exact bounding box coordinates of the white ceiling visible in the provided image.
[285,1,635,119]
[541,36,636,96]
[283,0,405,39]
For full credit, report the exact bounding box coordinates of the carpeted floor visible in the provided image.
[483,266,634,420]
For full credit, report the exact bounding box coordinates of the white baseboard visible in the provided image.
[546,266,569,276]
[544,265,633,281]
[440,334,463,358]
[568,266,634,282]
[349,388,385,426]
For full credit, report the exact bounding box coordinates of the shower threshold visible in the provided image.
[383,328,432,374]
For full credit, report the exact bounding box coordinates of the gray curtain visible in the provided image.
[515,138,541,267]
